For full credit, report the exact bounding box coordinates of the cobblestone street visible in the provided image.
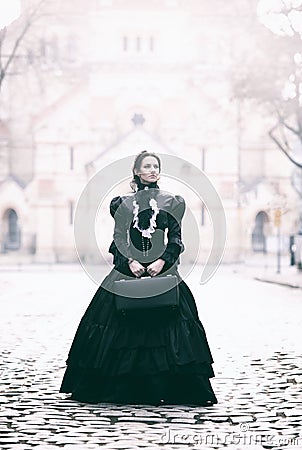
[1,264,302,449]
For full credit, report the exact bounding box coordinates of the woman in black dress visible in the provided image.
[59,150,218,406]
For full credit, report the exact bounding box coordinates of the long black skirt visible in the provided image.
[59,266,218,406]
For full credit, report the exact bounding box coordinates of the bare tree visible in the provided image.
[260,1,302,169]
[0,0,46,92]
[232,4,302,169]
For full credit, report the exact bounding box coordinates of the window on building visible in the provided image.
[40,38,46,58]
[252,211,269,253]
[122,35,155,54]
[149,36,154,52]
[123,36,128,51]
[201,203,205,226]
[27,49,35,65]
[69,201,74,225]
[70,146,74,170]
[66,35,77,62]
[3,208,20,251]
[39,37,59,65]
[8,209,19,243]
[51,37,59,63]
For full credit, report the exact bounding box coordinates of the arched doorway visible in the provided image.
[2,208,21,252]
[251,211,269,253]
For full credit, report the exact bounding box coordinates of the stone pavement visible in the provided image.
[0,265,302,450]
[229,254,302,290]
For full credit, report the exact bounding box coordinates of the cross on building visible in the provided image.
[132,113,145,126]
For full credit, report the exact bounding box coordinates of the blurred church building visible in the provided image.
[0,0,300,265]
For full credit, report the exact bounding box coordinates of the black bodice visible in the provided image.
[108,190,185,274]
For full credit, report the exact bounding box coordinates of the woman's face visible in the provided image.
[135,156,160,185]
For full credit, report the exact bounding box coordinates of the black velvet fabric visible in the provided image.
[59,190,218,406]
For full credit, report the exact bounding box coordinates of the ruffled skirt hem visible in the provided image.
[60,366,218,406]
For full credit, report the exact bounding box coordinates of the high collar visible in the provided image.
[136,178,159,191]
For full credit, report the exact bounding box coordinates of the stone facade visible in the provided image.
[0,0,299,264]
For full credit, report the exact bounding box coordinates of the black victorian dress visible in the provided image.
[59,184,218,406]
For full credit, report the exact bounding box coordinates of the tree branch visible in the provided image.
[0,0,47,89]
[274,106,302,143]
[297,109,302,136]
[0,27,6,83]
[290,171,302,199]
[280,123,292,152]
[2,20,31,77]
[269,125,302,169]
[281,118,301,136]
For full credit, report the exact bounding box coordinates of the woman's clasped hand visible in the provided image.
[129,258,165,277]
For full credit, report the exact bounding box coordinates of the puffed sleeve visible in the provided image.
[108,196,131,269]
[160,195,185,265]
[109,196,122,218]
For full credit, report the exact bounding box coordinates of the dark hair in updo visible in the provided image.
[130,150,161,191]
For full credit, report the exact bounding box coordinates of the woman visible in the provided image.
[59,150,218,406]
